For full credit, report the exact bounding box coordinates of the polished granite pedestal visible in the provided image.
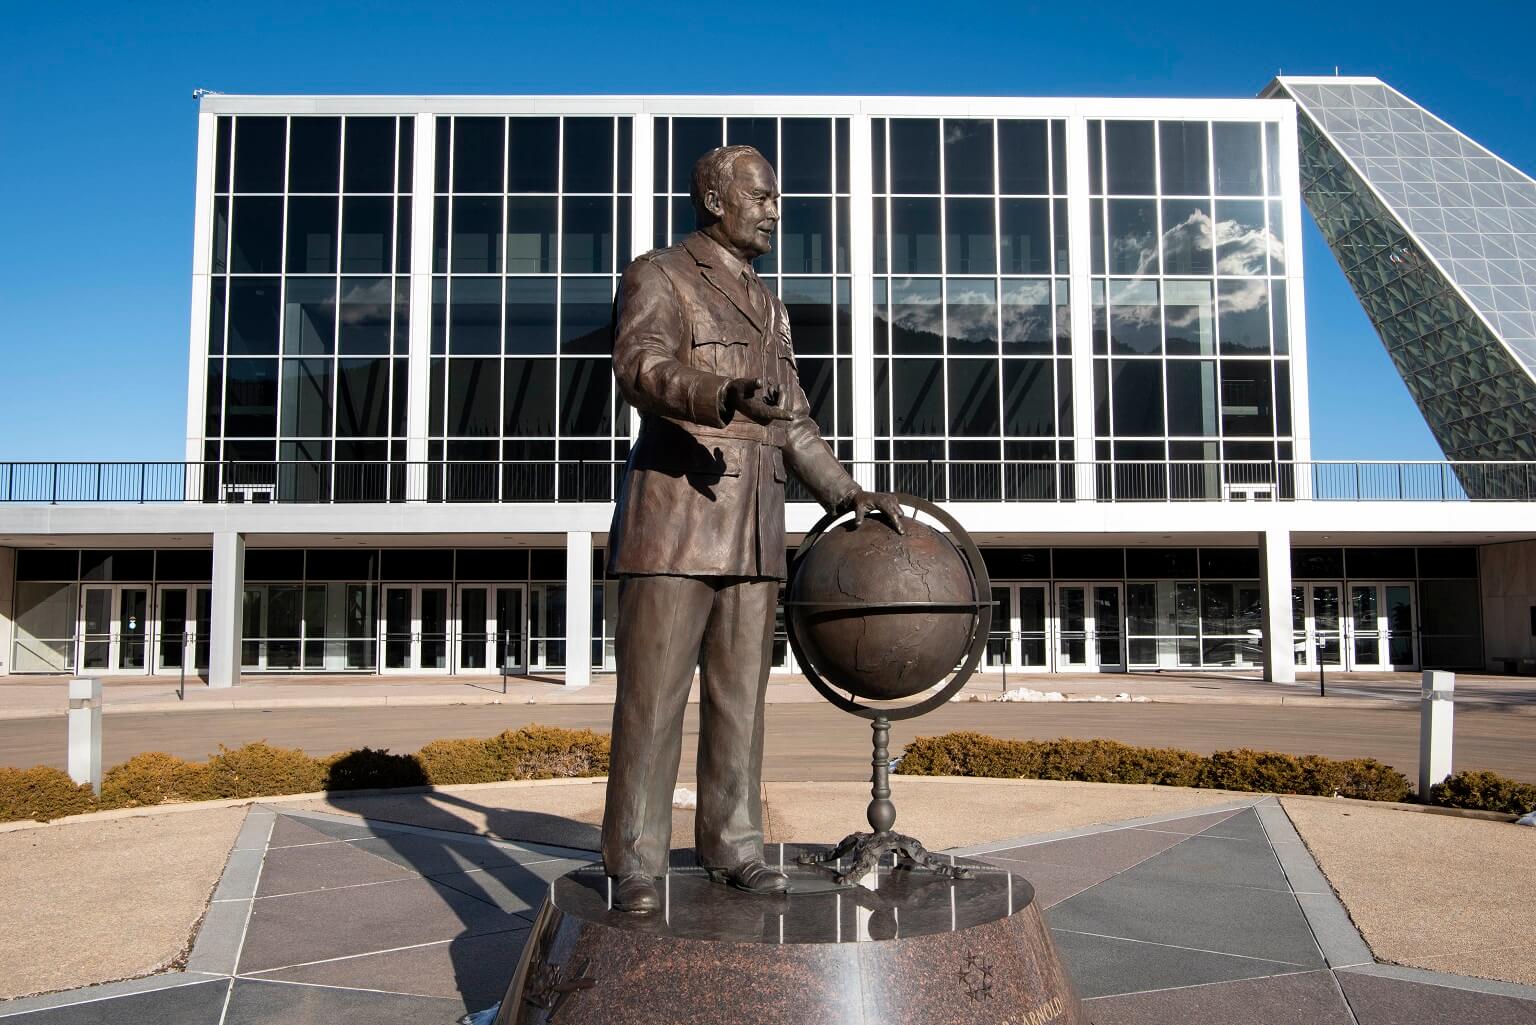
[489,845,1086,1025]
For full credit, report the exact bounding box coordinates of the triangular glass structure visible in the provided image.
[1264,76,1536,463]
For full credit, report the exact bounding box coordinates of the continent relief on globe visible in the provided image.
[788,516,980,702]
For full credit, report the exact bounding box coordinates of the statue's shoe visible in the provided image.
[706,859,789,895]
[612,873,661,913]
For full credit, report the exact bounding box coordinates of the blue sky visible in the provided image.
[3,0,1533,462]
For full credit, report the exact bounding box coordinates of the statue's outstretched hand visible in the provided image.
[843,490,905,534]
[724,377,795,423]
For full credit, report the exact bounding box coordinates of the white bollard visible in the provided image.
[68,678,103,795]
[1418,670,1454,799]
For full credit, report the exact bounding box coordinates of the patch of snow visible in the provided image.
[672,787,697,809]
[1518,809,1536,827]
[994,687,1148,703]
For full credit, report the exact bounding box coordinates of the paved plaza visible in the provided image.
[2,786,1533,1024]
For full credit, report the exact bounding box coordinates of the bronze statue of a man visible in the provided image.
[602,145,902,912]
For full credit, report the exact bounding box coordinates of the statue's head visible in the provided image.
[690,145,779,258]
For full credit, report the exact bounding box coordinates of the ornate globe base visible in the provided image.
[488,847,1087,1025]
[796,829,972,886]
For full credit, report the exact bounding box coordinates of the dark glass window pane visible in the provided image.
[1091,279,1106,354]
[780,196,831,273]
[208,278,227,355]
[398,119,413,193]
[889,119,939,194]
[283,278,335,355]
[1220,361,1273,435]
[797,357,835,433]
[280,359,331,436]
[1162,200,1213,274]
[504,359,556,435]
[285,196,336,273]
[947,360,999,436]
[507,117,559,192]
[212,197,229,272]
[206,358,223,435]
[505,278,557,354]
[560,358,611,434]
[781,118,831,193]
[1213,122,1263,196]
[1003,359,1055,436]
[836,278,852,355]
[617,117,632,194]
[1275,363,1292,434]
[1105,121,1155,195]
[1109,279,1161,355]
[999,120,1049,194]
[449,277,501,354]
[871,119,886,194]
[224,359,278,436]
[943,119,993,194]
[1050,120,1067,194]
[452,196,503,273]
[1164,280,1214,355]
[227,279,281,355]
[392,358,408,431]
[671,118,723,193]
[231,196,283,273]
[1214,199,1267,275]
[1093,359,1109,434]
[336,358,389,436]
[670,195,696,245]
[1217,280,1270,354]
[946,280,997,354]
[1166,360,1217,435]
[447,358,499,436]
[1055,279,1071,354]
[1090,198,1105,274]
[653,118,669,193]
[561,277,614,354]
[338,277,393,354]
[434,118,451,193]
[892,358,944,434]
[726,117,777,167]
[1000,199,1050,274]
[1054,198,1069,273]
[890,198,940,273]
[433,196,449,272]
[343,117,395,193]
[288,117,340,193]
[453,117,505,193]
[836,118,849,193]
[341,196,392,273]
[1001,279,1052,355]
[1271,280,1289,355]
[233,116,285,192]
[215,117,233,192]
[1108,199,1158,275]
[505,196,556,273]
[872,279,888,355]
[874,357,889,434]
[1088,120,1103,194]
[395,197,411,273]
[430,278,447,355]
[872,198,887,274]
[1159,122,1209,195]
[563,117,614,193]
[1112,360,1164,436]
[562,197,613,273]
[835,196,849,273]
[945,198,996,274]
[782,278,833,354]
[1267,199,1286,274]
[889,278,942,354]
[1265,122,1282,196]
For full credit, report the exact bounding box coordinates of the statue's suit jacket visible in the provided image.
[608,232,858,580]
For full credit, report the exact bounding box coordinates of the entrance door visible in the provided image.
[1293,582,1344,669]
[457,584,527,674]
[156,586,211,674]
[1054,583,1125,672]
[78,585,150,674]
[496,585,528,675]
[380,585,451,673]
[1347,582,1417,671]
[986,583,1050,672]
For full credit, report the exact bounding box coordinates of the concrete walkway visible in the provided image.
[1,669,1531,720]
[2,779,1533,1023]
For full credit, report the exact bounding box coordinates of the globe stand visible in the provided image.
[796,715,970,885]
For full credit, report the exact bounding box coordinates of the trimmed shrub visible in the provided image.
[324,748,429,791]
[0,766,97,823]
[417,725,610,785]
[100,752,217,809]
[898,733,1413,802]
[416,737,505,786]
[204,742,326,799]
[1429,770,1536,815]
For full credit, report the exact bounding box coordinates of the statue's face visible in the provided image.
[707,154,780,258]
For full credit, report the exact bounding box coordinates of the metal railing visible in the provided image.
[0,459,1533,504]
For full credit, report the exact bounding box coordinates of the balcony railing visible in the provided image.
[0,459,1533,504]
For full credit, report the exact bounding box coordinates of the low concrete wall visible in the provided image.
[1479,540,1536,670]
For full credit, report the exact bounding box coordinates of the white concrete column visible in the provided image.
[0,546,14,676]
[208,532,246,689]
[848,113,876,490]
[1064,115,1097,501]
[564,531,593,688]
[405,112,437,501]
[1419,671,1455,797]
[1259,528,1295,683]
[68,678,102,795]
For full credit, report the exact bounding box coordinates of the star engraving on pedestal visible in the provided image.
[956,949,995,1001]
[524,956,596,1021]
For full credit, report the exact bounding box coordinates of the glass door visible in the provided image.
[987,583,1049,672]
[458,585,493,672]
[380,585,451,673]
[1293,582,1344,668]
[986,586,1013,668]
[79,586,115,671]
[1053,583,1123,672]
[1347,582,1417,671]
[496,585,527,674]
[382,587,413,670]
[77,585,149,674]
[156,586,211,674]
[419,587,449,670]
[1092,584,1125,671]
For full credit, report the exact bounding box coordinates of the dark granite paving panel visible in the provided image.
[224,979,464,1025]
[1194,807,1272,843]
[1052,928,1311,1000]
[1339,970,1536,1025]
[349,834,564,876]
[239,876,528,973]
[267,815,358,848]
[987,822,1190,873]
[1048,861,1324,968]
[1127,808,1245,836]
[1124,834,1293,893]
[1083,968,1356,1023]
[255,837,419,897]
[272,814,405,845]
[973,858,1106,909]
[252,926,530,1013]
[1,980,228,1024]
[430,858,591,916]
